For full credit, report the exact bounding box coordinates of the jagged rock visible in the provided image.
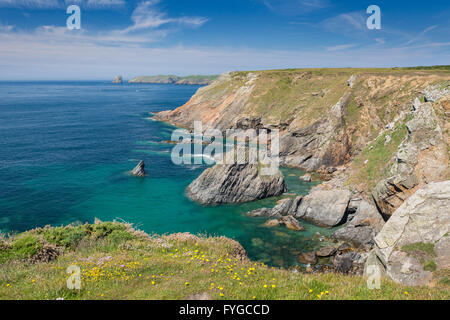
[347,75,357,88]
[372,100,447,216]
[279,216,304,231]
[247,208,272,217]
[333,252,365,274]
[299,174,312,182]
[316,246,337,257]
[271,196,303,216]
[246,196,302,218]
[131,160,146,177]
[295,189,351,227]
[186,164,287,204]
[424,84,449,103]
[332,200,385,249]
[299,252,317,264]
[369,181,450,286]
[411,97,421,111]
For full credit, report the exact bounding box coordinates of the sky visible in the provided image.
[0,0,449,80]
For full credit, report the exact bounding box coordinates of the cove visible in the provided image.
[0,81,336,268]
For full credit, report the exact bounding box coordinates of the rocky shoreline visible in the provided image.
[153,69,450,286]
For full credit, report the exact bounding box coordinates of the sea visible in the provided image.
[0,81,335,268]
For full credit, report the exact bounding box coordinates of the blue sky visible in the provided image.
[0,0,449,80]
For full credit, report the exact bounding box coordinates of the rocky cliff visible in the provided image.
[155,68,450,285]
[155,68,449,212]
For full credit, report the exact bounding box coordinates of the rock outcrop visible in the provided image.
[372,92,449,217]
[246,196,303,217]
[186,164,287,204]
[367,181,450,286]
[295,189,351,227]
[131,160,146,177]
[332,200,385,249]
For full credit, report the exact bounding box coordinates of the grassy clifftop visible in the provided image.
[0,221,448,300]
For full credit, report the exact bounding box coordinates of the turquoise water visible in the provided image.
[0,81,333,268]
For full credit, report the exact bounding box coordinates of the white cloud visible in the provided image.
[1,24,449,80]
[119,0,208,34]
[65,0,125,9]
[406,25,438,45]
[322,12,367,35]
[263,0,330,15]
[326,44,357,52]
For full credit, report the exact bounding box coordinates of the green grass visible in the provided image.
[402,242,436,257]
[348,123,408,190]
[0,222,448,300]
[424,261,437,272]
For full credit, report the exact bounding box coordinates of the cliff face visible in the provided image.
[155,68,450,217]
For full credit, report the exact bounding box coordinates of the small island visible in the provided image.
[112,75,123,84]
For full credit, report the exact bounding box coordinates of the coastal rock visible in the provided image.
[369,181,450,286]
[347,75,357,88]
[264,219,280,227]
[424,84,449,103]
[279,216,304,231]
[372,99,448,217]
[112,75,123,84]
[131,160,146,177]
[186,164,287,205]
[270,196,303,217]
[332,252,364,274]
[246,196,303,218]
[295,189,351,227]
[299,252,317,264]
[316,246,337,257]
[332,200,385,249]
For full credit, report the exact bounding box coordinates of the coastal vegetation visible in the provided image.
[1,221,448,300]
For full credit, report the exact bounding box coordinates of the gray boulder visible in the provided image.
[246,196,303,217]
[369,181,450,286]
[186,164,287,204]
[131,160,146,177]
[332,200,385,249]
[295,189,351,227]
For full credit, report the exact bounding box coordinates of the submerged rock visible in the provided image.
[295,189,351,227]
[369,181,450,286]
[131,160,146,177]
[299,252,317,264]
[264,219,280,227]
[186,164,287,205]
[279,216,304,231]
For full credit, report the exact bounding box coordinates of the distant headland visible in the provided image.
[128,75,219,85]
